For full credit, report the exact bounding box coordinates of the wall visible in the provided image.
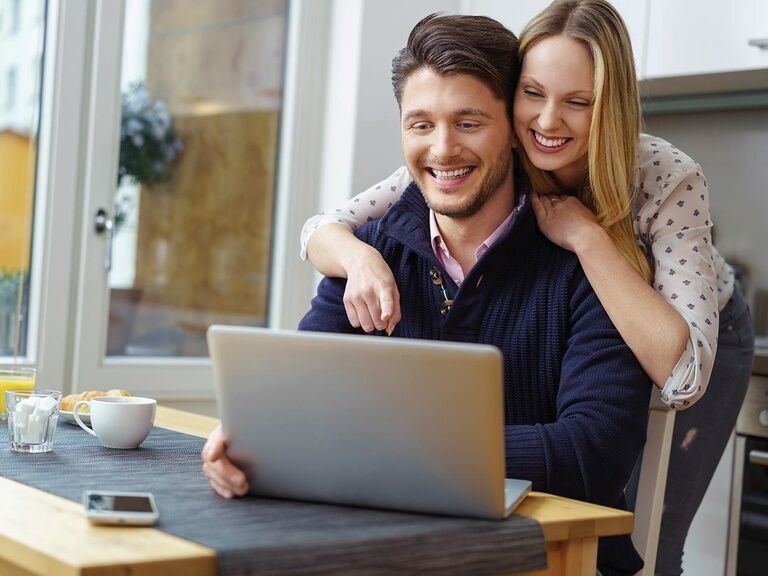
[317,0,461,213]
[644,109,768,335]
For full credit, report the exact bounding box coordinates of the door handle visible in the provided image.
[748,450,768,467]
[93,208,114,271]
[748,38,768,50]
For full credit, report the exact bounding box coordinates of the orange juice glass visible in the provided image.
[0,368,36,417]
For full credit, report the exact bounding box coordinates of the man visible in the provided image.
[203,14,650,576]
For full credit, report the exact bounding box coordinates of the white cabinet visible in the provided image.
[604,0,650,81]
[462,0,549,35]
[463,0,649,80]
[646,0,768,79]
[463,1,768,95]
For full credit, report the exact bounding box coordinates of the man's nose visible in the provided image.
[538,101,562,131]
[430,126,461,160]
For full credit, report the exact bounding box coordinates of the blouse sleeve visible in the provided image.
[299,167,412,260]
[641,152,718,409]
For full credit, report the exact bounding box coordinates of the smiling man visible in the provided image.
[400,68,517,275]
[206,14,652,576]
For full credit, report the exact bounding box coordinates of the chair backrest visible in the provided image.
[632,394,676,575]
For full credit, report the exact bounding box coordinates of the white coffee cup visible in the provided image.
[73,396,157,449]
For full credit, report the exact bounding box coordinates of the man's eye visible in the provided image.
[457,122,480,129]
[412,122,431,130]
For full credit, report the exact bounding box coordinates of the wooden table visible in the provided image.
[0,407,633,576]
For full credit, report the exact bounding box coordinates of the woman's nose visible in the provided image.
[538,101,562,131]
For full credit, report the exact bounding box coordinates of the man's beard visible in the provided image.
[411,147,513,220]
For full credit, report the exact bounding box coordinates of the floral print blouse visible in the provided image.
[300,134,734,410]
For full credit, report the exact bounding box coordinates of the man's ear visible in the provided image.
[510,132,518,149]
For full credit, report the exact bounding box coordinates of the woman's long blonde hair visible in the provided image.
[518,0,652,282]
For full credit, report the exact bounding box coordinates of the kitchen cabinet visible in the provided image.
[645,0,768,79]
[464,0,649,79]
[465,0,768,99]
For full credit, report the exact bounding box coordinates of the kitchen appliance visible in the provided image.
[726,352,768,575]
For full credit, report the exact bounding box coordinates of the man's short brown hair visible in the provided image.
[391,13,520,120]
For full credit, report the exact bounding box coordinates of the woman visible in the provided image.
[300,1,754,574]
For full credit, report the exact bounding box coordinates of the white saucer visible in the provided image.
[59,410,91,426]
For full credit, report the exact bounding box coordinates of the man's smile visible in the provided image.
[429,166,475,180]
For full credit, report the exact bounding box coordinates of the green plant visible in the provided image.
[0,272,24,314]
[118,82,183,187]
[0,272,26,355]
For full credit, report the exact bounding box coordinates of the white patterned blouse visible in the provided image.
[300,134,734,409]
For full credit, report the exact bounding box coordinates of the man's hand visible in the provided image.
[342,244,401,334]
[201,425,249,499]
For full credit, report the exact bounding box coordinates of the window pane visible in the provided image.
[0,0,45,358]
[108,0,286,357]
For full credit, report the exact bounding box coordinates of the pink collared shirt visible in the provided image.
[429,208,518,286]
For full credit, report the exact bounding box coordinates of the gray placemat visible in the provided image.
[0,420,547,576]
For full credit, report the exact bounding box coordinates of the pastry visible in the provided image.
[59,389,132,412]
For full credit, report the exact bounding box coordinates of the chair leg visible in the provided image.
[632,407,676,575]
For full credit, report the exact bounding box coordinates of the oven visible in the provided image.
[727,353,768,575]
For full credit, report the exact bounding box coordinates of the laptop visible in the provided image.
[207,326,531,520]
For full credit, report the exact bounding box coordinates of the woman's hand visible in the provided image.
[202,425,249,499]
[342,244,401,334]
[531,192,602,253]
[305,223,401,333]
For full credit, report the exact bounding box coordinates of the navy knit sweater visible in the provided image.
[299,181,651,575]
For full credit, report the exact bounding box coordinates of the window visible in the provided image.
[0,1,44,359]
[105,0,287,357]
[5,67,17,110]
[10,0,21,35]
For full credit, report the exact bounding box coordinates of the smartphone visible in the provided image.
[83,491,159,525]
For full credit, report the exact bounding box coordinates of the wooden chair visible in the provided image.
[632,394,676,575]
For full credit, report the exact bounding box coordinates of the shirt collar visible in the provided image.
[429,193,526,285]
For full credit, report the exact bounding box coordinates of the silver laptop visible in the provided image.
[207,326,531,520]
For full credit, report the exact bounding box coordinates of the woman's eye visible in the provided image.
[523,89,543,98]
[568,100,591,108]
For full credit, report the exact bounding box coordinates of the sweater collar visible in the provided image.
[378,170,535,260]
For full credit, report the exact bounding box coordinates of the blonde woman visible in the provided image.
[301,1,753,574]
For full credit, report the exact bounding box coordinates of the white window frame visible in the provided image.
[28,0,92,391]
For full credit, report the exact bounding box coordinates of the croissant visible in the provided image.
[59,389,132,412]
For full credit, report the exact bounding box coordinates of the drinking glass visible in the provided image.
[6,389,61,453]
